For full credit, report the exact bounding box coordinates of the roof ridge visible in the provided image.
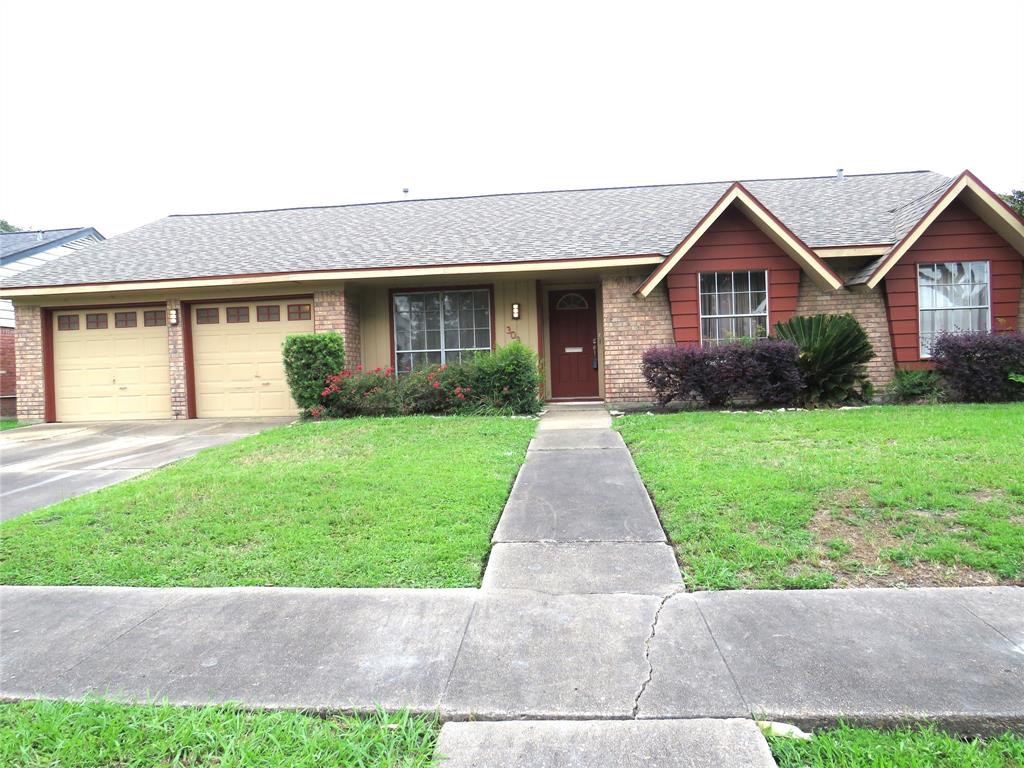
[167,170,942,219]
[0,227,85,235]
[887,178,956,216]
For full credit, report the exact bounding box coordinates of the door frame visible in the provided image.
[539,281,604,401]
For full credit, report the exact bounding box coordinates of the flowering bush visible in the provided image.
[931,331,1024,403]
[306,342,541,418]
[642,339,803,408]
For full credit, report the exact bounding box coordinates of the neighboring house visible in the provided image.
[0,228,104,417]
[0,170,1022,423]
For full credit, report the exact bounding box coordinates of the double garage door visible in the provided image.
[51,299,313,421]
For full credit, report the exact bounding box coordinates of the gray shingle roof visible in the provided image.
[0,228,89,260]
[0,171,953,289]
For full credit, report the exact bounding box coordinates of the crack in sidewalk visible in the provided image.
[631,587,684,718]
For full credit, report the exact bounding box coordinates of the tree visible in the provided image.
[0,219,22,233]
[1001,190,1024,217]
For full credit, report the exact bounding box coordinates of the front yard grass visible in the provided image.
[617,404,1024,590]
[0,700,437,768]
[0,416,535,588]
[0,419,23,430]
[767,723,1024,768]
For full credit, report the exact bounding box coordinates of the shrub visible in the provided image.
[310,341,542,418]
[886,369,944,404]
[642,339,803,408]
[774,314,875,406]
[931,332,1024,403]
[283,333,346,409]
[467,342,543,414]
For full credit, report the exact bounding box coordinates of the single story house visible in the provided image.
[1,170,1021,422]
[0,227,105,417]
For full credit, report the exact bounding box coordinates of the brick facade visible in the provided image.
[314,286,361,367]
[794,268,896,389]
[0,326,15,417]
[601,269,674,403]
[14,304,45,421]
[167,299,189,419]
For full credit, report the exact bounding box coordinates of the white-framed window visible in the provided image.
[392,288,491,373]
[699,270,769,344]
[917,261,990,357]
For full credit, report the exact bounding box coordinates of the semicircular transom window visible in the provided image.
[556,293,589,311]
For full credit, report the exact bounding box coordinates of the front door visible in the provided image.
[548,289,599,398]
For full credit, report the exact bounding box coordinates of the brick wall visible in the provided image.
[0,326,15,417]
[167,299,189,419]
[314,286,361,366]
[601,269,675,403]
[14,304,44,421]
[794,268,896,388]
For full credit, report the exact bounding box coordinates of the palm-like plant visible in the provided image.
[774,314,875,405]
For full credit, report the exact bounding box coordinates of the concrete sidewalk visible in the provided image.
[2,584,1021,731]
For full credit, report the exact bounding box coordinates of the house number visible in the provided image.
[505,325,520,340]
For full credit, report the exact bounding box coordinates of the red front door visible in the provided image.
[548,289,599,399]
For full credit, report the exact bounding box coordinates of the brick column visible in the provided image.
[794,271,896,389]
[601,270,675,404]
[167,299,189,419]
[314,286,361,367]
[14,304,45,421]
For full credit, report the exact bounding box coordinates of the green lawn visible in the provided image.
[0,419,23,430]
[768,723,1024,768]
[0,416,535,588]
[617,404,1024,590]
[0,700,437,768]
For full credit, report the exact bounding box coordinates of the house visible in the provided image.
[0,227,104,417]
[0,170,1021,423]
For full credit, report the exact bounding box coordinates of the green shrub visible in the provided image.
[466,342,543,414]
[774,314,874,406]
[886,368,944,404]
[312,342,541,418]
[282,333,346,409]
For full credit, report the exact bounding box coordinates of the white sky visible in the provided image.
[1,0,1022,237]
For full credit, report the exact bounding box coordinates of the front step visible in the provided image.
[432,719,777,767]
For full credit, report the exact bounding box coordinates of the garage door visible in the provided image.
[192,299,314,417]
[52,307,172,421]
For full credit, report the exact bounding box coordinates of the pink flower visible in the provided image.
[432,381,441,389]
[356,364,364,372]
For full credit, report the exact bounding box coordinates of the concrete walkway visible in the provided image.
[2,405,1022,765]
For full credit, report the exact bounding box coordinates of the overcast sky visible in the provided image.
[1,0,1022,238]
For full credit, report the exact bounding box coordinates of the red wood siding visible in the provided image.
[666,206,801,344]
[883,201,1024,366]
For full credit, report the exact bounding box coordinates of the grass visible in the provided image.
[0,416,535,588]
[0,419,23,430]
[0,700,437,768]
[768,723,1024,767]
[616,404,1024,590]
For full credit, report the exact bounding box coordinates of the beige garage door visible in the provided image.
[52,307,172,421]
[192,299,314,418]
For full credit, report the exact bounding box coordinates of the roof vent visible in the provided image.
[836,168,844,180]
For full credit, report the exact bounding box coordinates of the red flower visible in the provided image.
[356,364,364,372]
[432,381,441,389]
[373,367,382,374]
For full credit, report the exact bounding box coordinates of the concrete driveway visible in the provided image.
[0,419,291,521]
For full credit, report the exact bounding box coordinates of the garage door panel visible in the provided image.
[192,300,311,418]
[53,308,171,422]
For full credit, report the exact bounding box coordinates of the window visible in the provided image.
[392,289,491,372]
[556,292,589,311]
[86,313,108,330]
[114,311,137,328]
[144,310,167,327]
[699,270,768,344]
[226,306,250,323]
[257,305,280,322]
[918,261,990,356]
[57,314,79,331]
[288,303,312,321]
[196,308,219,324]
